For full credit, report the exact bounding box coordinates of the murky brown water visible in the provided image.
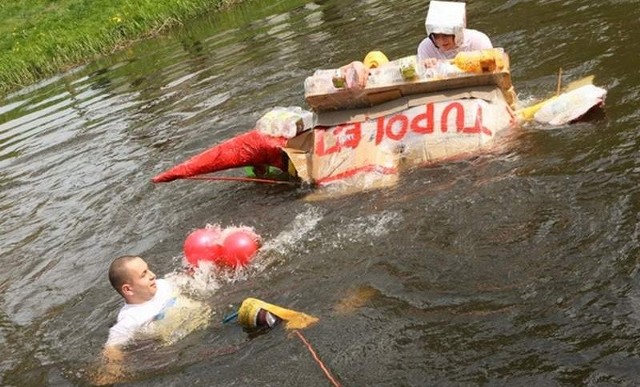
[1,0,639,385]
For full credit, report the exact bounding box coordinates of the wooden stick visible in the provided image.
[556,68,563,96]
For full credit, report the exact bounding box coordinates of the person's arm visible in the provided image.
[91,345,126,385]
[91,316,134,384]
[102,344,124,364]
[338,61,368,90]
[417,37,440,68]
[467,29,493,50]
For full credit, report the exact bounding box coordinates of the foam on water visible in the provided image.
[259,205,324,256]
[330,210,404,250]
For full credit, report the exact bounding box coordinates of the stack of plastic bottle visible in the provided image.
[255,106,317,139]
[303,48,507,97]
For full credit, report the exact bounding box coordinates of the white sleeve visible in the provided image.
[467,29,493,50]
[417,37,437,60]
[106,318,135,347]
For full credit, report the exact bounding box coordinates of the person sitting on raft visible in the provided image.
[336,1,493,90]
[417,0,493,67]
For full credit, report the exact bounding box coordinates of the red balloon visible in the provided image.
[183,228,224,267]
[222,231,259,267]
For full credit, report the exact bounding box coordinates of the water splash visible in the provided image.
[260,205,324,257]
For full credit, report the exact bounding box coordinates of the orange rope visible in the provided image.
[294,330,342,387]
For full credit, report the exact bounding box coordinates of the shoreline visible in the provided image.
[0,0,242,97]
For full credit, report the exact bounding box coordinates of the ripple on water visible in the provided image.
[2,0,640,384]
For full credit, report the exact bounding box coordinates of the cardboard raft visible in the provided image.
[284,86,517,189]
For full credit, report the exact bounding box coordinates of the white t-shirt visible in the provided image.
[417,28,493,60]
[106,279,177,347]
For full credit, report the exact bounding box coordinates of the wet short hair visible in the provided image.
[108,255,141,295]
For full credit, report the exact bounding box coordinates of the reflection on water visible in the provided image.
[1,0,640,385]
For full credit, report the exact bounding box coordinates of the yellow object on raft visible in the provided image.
[363,48,503,74]
[516,97,558,121]
[238,297,319,330]
[363,50,389,69]
[451,48,505,73]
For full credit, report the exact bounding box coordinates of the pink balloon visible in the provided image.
[183,228,224,267]
[222,231,259,267]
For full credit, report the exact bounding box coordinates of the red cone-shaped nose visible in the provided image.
[152,130,288,183]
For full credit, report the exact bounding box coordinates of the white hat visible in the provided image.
[425,1,466,47]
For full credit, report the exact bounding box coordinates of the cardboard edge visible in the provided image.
[317,85,508,126]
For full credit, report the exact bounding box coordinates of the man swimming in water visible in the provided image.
[96,255,212,384]
[106,255,178,346]
[95,255,318,384]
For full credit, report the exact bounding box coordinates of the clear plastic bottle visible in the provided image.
[305,69,338,95]
[398,56,418,81]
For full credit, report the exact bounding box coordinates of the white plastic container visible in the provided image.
[256,106,317,138]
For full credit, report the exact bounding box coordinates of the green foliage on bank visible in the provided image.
[0,0,238,95]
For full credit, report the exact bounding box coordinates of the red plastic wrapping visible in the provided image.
[152,130,287,183]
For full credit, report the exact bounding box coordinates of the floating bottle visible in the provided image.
[238,297,282,329]
[256,309,281,328]
[237,297,319,330]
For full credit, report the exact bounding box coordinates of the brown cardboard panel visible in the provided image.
[282,147,311,182]
[285,129,314,152]
[287,84,514,188]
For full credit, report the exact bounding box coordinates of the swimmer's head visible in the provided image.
[109,255,157,304]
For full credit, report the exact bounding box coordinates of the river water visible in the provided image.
[1,0,639,385]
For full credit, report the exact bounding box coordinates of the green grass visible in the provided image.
[0,0,239,95]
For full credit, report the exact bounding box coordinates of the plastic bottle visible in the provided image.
[451,48,504,73]
[238,297,283,329]
[394,56,419,81]
[305,69,338,95]
[368,65,402,86]
[256,309,281,328]
[256,107,317,138]
[335,65,361,89]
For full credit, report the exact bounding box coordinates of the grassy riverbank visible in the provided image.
[0,0,239,96]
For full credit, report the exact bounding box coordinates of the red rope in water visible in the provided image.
[184,176,297,185]
[294,330,342,387]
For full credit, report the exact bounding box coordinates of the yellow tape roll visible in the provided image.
[363,51,389,69]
